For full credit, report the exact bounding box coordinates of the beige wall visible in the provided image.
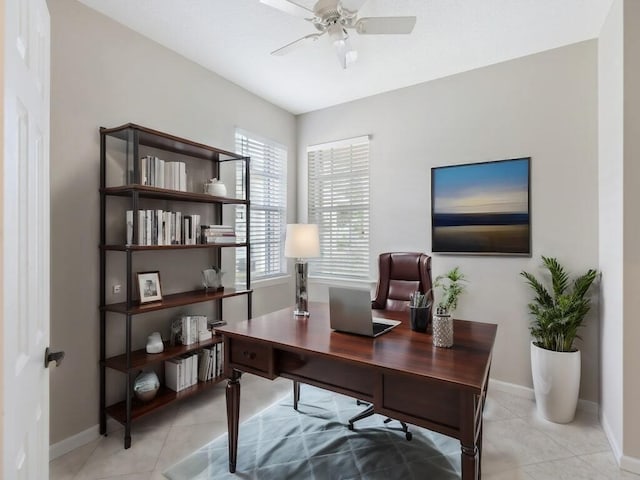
[298,41,600,402]
[49,0,296,444]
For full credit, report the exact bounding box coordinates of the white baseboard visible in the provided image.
[489,378,535,399]
[621,454,640,475]
[488,377,599,414]
[49,418,119,461]
[600,413,640,475]
[600,412,623,464]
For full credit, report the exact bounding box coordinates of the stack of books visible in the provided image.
[179,315,210,346]
[201,224,236,244]
[165,353,199,392]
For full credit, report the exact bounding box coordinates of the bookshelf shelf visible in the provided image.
[105,378,225,424]
[103,336,224,372]
[99,123,251,449]
[101,288,252,315]
[101,184,248,205]
[100,242,248,252]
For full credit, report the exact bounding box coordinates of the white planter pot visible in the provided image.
[530,341,581,423]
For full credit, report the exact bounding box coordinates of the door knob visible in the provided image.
[44,347,65,368]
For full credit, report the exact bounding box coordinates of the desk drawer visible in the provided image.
[229,338,271,374]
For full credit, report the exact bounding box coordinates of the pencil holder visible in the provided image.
[409,306,430,333]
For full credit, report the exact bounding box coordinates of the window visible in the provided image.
[307,136,370,280]
[235,130,287,283]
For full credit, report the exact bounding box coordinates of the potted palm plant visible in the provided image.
[521,256,597,423]
[432,267,468,348]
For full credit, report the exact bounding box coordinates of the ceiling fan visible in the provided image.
[261,0,417,69]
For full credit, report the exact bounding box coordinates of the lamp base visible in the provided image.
[293,259,310,318]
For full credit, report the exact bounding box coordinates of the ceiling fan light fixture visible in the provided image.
[264,0,414,69]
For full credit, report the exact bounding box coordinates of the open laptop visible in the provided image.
[329,286,401,337]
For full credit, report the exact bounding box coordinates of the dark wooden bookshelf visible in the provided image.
[99,123,252,449]
[101,288,252,315]
[103,336,224,372]
[105,378,225,424]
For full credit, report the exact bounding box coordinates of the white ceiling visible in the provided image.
[77,0,613,115]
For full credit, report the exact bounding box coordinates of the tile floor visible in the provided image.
[50,376,638,480]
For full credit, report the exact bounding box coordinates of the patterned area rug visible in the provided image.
[164,384,461,480]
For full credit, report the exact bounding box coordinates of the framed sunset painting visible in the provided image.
[431,157,531,255]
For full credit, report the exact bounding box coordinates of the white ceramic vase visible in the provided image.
[530,341,581,423]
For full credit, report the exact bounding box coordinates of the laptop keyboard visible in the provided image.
[372,322,390,335]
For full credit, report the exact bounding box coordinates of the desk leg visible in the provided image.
[226,370,242,473]
[293,381,300,410]
[460,394,479,480]
[461,444,478,480]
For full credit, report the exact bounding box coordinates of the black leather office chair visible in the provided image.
[347,252,434,440]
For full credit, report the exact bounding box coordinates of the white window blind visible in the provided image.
[235,130,287,283]
[307,136,370,280]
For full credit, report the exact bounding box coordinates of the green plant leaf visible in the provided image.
[521,256,597,352]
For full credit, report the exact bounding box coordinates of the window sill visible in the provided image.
[309,276,376,288]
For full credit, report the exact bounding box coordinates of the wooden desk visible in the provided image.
[216,303,497,480]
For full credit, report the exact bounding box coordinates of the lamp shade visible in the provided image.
[284,224,320,259]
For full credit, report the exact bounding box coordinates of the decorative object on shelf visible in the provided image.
[204,178,227,196]
[202,266,224,292]
[137,271,162,304]
[521,256,598,423]
[133,371,160,402]
[409,291,431,333]
[432,267,468,348]
[284,224,320,317]
[145,332,164,354]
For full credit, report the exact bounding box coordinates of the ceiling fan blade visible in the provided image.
[338,0,369,18]
[355,16,417,35]
[271,33,324,56]
[260,0,314,19]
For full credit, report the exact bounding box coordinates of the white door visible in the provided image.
[2,0,51,478]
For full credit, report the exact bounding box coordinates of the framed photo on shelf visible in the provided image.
[137,271,162,303]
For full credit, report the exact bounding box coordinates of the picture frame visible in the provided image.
[431,157,531,255]
[137,271,162,303]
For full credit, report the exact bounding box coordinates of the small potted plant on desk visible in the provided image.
[433,266,468,348]
[521,256,597,423]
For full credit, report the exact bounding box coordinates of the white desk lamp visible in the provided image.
[284,224,320,317]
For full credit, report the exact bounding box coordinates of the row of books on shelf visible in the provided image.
[126,210,238,246]
[164,343,223,392]
[138,155,187,192]
[126,210,201,246]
